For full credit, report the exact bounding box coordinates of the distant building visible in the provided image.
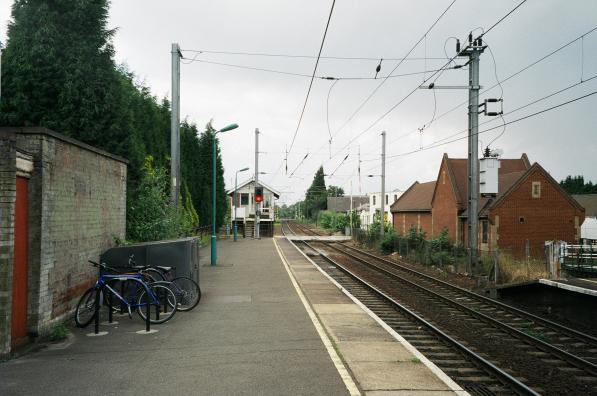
[391,153,585,257]
[367,190,403,227]
[227,177,280,237]
[326,196,368,213]
[573,194,597,242]
[390,181,435,236]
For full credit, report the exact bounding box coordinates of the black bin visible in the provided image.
[100,237,200,283]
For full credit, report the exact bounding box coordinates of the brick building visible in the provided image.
[391,153,584,257]
[0,128,127,354]
[390,181,435,236]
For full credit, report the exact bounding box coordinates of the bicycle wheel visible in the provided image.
[144,268,166,282]
[75,288,99,328]
[137,284,177,324]
[171,277,201,311]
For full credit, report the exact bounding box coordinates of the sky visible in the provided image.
[1,0,596,205]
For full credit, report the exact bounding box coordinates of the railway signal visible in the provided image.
[255,186,263,203]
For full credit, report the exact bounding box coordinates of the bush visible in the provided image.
[127,156,199,242]
[380,231,401,254]
[319,211,349,233]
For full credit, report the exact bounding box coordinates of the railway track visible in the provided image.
[282,220,597,395]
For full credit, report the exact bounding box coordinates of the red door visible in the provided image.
[11,176,29,348]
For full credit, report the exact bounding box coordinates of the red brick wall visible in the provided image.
[393,212,432,237]
[431,162,460,243]
[489,167,584,257]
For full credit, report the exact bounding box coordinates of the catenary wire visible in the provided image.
[287,0,336,157]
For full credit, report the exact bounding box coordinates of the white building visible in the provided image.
[361,190,403,229]
[228,178,280,237]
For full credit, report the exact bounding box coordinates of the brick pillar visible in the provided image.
[0,134,17,355]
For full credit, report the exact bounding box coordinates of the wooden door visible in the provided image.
[11,176,29,348]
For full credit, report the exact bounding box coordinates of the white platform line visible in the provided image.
[273,238,361,396]
[284,237,469,396]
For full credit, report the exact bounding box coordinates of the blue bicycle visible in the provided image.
[75,267,177,327]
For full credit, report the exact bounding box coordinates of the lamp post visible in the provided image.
[212,123,239,266]
[233,167,250,242]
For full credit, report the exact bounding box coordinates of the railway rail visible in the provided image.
[282,220,597,395]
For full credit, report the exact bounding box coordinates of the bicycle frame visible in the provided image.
[97,274,166,317]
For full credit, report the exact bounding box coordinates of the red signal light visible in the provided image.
[255,186,263,203]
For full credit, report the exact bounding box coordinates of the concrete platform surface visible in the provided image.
[0,238,349,396]
[274,237,467,396]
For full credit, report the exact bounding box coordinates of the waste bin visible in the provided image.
[100,237,200,283]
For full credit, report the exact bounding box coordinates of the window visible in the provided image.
[482,220,488,244]
[532,181,541,198]
[373,195,376,205]
[240,193,249,205]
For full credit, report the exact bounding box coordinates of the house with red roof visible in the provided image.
[391,153,585,257]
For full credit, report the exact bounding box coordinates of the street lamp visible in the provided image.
[233,166,250,242]
[212,123,239,266]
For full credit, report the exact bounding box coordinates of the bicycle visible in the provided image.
[75,263,177,327]
[128,255,201,312]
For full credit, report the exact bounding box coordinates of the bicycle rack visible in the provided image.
[93,278,152,335]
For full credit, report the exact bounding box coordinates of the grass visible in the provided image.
[522,324,552,343]
[497,252,549,284]
[49,323,69,342]
[410,357,422,364]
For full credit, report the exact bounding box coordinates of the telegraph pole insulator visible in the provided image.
[456,39,461,53]
[484,147,491,158]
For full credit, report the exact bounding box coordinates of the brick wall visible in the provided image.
[489,166,584,257]
[431,161,460,242]
[0,134,17,354]
[393,212,432,237]
[0,128,127,354]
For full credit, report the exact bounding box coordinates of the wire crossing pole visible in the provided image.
[254,128,260,239]
[458,36,485,273]
[170,43,182,206]
[380,131,386,239]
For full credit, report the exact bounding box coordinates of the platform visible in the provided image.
[274,237,466,395]
[0,237,464,395]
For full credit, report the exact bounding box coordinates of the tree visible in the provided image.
[0,0,127,154]
[305,166,327,219]
[0,0,224,240]
[327,185,345,197]
[560,175,597,194]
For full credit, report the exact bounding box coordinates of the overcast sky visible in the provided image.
[2,0,596,204]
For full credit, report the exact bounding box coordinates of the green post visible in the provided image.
[209,123,239,266]
[211,134,217,266]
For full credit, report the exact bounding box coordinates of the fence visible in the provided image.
[560,243,597,275]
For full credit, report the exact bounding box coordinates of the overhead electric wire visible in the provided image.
[348,1,532,163]
[287,0,336,157]
[181,48,447,62]
[359,73,597,164]
[329,154,350,177]
[327,0,457,141]
[362,24,597,161]
[182,56,462,81]
[479,0,527,38]
[386,89,597,160]
[424,25,597,131]
[291,0,459,179]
